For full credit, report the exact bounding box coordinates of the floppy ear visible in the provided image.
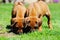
[24,9,29,18]
[11,22,17,27]
[11,18,17,25]
[12,9,17,18]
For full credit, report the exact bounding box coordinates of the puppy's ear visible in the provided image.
[11,22,17,27]
[12,10,17,18]
[24,9,29,18]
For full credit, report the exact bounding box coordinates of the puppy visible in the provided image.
[11,2,24,24]
[11,2,26,33]
[25,1,52,32]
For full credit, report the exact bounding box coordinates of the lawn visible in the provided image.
[0,3,60,40]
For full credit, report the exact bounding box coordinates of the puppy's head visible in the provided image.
[12,18,25,28]
[17,18,25,28]
[25,17,42,28]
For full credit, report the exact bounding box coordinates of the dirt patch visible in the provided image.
[0,32,16,37]
[0,25,17,37]
[0,25,3,31]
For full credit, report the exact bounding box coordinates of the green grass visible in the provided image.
[0,3,60,40]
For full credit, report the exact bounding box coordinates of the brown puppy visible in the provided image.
[11,2,26,33]
[25,1,52,31]
[11,2,24,24]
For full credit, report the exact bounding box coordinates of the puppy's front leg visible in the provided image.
[38,21,42,32]
[38,16,42,32]
[38,25,42,32]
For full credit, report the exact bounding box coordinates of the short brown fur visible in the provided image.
[25,1,52,32]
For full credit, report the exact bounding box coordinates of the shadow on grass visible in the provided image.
[6,24,60,36]
[6,25,31,35]
[6,25,19,34]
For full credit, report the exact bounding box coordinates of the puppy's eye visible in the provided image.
[27,21,30,23]
[35,21,37,23]
[28,21,30,23]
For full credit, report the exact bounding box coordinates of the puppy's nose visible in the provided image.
[34,25,38,28]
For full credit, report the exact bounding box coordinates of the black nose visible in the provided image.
[27,25,30,27]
